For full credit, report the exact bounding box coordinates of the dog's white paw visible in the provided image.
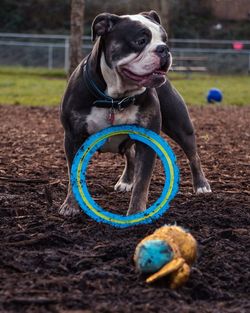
[59,201,81,217]
[196,186,212,194]
[114,181,133,192]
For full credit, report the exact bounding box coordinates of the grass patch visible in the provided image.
[0,66,66,106]
[168,72,250,106]
[0,66,66,78]
[0,66,249,106]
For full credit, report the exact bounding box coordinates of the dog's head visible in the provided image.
[92,11,171,89]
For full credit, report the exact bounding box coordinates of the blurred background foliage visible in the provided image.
[1,0,250,39]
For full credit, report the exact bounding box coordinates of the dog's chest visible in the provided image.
[86,105,139,153]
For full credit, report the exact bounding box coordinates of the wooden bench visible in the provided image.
[172,56,208,75]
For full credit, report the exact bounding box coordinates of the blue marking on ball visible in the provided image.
[135,239,173,273]
[207,88,223,103]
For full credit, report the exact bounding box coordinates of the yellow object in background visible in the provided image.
[134,225,197,289]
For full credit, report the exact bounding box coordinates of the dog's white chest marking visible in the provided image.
[86,105,139,133]
[86,105,139,153]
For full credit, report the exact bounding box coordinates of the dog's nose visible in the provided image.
[155,45,169,57]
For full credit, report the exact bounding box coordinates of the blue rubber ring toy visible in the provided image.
[71,125,179,228]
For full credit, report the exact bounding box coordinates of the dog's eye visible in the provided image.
[135,37,147,47]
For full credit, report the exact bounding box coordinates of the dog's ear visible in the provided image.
[141,10,161,25]
[92,13,120,41]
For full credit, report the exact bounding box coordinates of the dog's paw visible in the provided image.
[195,179,212,194]
[59,200,81,217]
[196,186,212,193]
[114,181,133,192]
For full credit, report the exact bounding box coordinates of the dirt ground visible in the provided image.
[0,104,249,313]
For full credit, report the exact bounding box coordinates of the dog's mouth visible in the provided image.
[121,68,166,83]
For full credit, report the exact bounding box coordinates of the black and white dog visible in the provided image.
[59,11,211,217]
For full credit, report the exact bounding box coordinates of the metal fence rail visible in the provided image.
[0,33,250,73]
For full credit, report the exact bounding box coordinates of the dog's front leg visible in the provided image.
[127,142,156,215]
[59,132,84,217]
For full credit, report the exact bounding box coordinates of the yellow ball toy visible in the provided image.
[134,225,197,289]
